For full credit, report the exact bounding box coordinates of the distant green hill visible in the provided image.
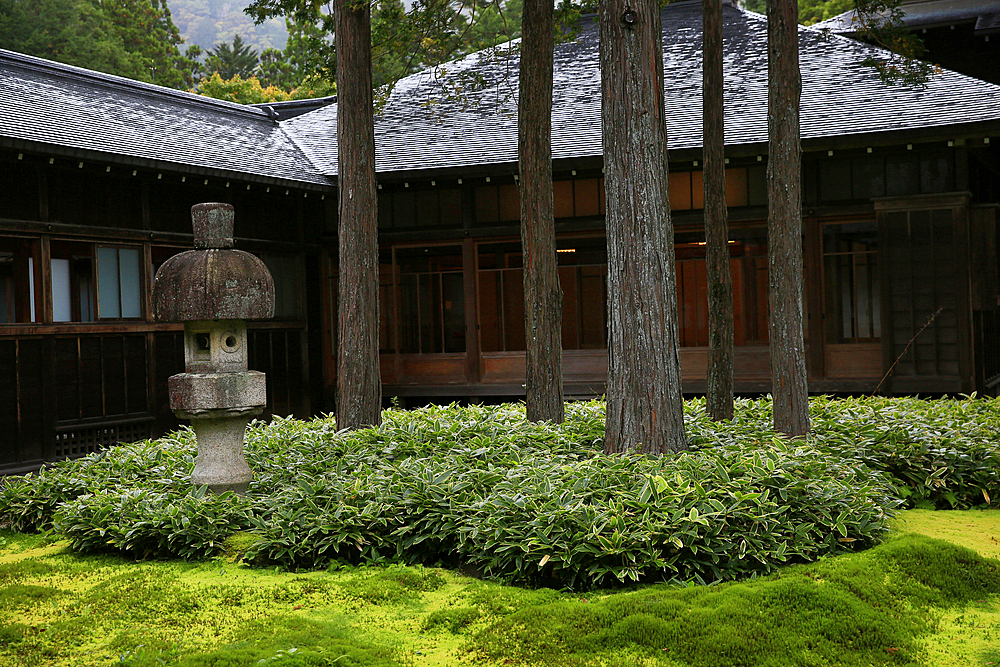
[169,0,288,53]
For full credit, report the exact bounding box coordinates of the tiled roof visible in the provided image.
[284,0,1000,178]
[5,1,999,186]
[0,49,331,188]
[814,0,1000,34]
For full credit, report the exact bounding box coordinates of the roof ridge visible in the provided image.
[0,48,270,122]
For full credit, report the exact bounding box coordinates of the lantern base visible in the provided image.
[181,411,260,496]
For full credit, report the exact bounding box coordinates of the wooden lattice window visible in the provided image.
[53,420,153,459]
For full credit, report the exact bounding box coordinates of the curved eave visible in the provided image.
[1,137,337,193]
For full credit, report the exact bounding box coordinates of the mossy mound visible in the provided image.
[468,534,1000,667]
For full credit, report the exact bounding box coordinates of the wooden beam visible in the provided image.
[873,191,972,212]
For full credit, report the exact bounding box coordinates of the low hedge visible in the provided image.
[1,397,997,588]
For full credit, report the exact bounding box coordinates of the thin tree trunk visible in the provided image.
[336,0,382,430]
[703,0,734,422]
[766,0,809,435]
[519,0,564,423]
[600,0,686,454]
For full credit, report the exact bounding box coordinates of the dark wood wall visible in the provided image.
[362,141,999,403]
[875,193,979,394]
[0,149,329,473]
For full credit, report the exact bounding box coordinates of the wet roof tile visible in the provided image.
[284,1,1000,178]
[0,50,330,187]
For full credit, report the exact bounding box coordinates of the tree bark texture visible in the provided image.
[336,0,382,430]
[766,0,809,435]
[703,0,734,422]
[519,0,564,423]
[600,0,686,454]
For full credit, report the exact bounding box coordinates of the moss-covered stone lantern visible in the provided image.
[152,203,274,495]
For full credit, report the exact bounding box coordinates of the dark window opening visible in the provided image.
[0,237,41,324]
[823,221,880,343]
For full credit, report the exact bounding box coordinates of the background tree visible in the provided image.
[180,43,206,88]
[205,33,260,78]
[466,0,523,50]
[0,0,202,89]
[104,0,192,88]
[600,0,686,454]
[246,0,526,93]
[519,0,563,423]
[0,0,144,76]
[249,18,336,95]
[196,71,292,102]
[766,0,810,436]
[741,0,851,23]
[796,0,852,23]
[256,46,296,89]
[335,0,381,431]
[703,0,734,422]
[168,0,288,53]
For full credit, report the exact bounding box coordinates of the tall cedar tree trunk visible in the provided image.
[600,0,686,453]
[703,0,734,421]
[519,0,564,423]
[766,0,809,435]
[336,0,382,430]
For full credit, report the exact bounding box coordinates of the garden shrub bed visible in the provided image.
[1,397,997,588]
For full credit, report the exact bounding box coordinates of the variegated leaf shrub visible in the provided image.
[0,397,996,587]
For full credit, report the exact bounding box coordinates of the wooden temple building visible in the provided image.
[2,0,1000,472]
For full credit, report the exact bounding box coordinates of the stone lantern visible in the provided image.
[152,203,274,495]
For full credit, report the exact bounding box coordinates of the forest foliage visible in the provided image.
[168,0,287,52]
[0,0,203,88]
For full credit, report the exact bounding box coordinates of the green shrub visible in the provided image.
[0,433,196,532]
[2,397,996,587]
[54,485,254,560]
[806,396,1000,509]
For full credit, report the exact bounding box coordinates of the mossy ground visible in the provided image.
[894,510,1000,667]
[0,510,997,667]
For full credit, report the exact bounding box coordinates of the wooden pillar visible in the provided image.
[954,197,974,393]
[803,213,825,380]
[463,238,480,385]
[39,235,52,325]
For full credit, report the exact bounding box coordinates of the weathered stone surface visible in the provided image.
[181,320,249,374]
[188,415,254,495]
[192,202,235,249]
[168,371,266,413]
[152,203,274,322]
[153,248,274,322]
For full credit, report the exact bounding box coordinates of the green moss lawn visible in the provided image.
[0,510,996,667]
